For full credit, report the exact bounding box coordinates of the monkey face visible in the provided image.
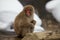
[23,5,34,17]
[25,7,32,16]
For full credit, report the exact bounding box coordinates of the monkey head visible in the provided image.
[23,5,35,17]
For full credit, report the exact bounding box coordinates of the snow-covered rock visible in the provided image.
[45,0,60,22]
[0,0,23,32]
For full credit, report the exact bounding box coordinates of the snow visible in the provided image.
[45,0,60,22]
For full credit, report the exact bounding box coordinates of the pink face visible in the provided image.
[25,7,32,16]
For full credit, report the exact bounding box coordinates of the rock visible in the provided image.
[22,31,60,40]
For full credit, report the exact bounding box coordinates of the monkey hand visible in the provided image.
[31,20,36,25]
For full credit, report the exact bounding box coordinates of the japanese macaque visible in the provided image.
[14,5,36,38]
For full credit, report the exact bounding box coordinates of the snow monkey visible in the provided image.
[14,5,36,38]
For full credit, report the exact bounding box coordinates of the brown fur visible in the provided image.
[13,5,36,38]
